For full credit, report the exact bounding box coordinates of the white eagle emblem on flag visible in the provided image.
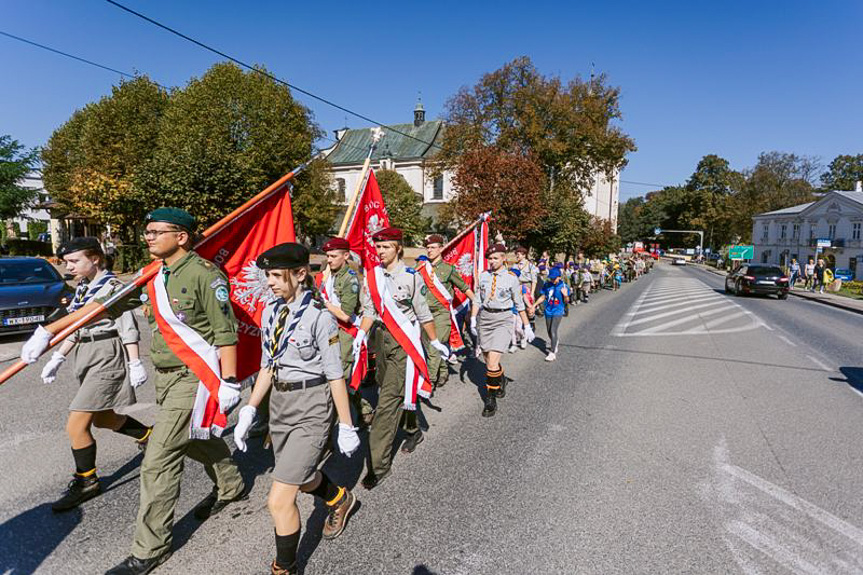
[456,253,474,277]
[367,214,384,236]
[230,260,270,313]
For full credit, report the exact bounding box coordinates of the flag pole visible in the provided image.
[336,127,384,238]
[441,211,491,253]
[0,163,307,386]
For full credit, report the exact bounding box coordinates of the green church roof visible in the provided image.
[326,120,443,166]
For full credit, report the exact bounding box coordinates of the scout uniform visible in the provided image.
[320,237,373,425]
[45,237,152,513]
[420,236,471,388]
[361,229,433,489]
[477,243,525,416]
[103,209,245,574]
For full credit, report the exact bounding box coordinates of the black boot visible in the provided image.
[52,473,101,512]
[482,393,497,417]
[104,552,172,575]
[496,375,508,400]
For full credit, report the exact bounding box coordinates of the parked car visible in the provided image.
[833,268,854,282]
[671,257,687,266]
[0,257,73,336]
[725,264,789,299]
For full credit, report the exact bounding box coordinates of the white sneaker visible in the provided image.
[520,339,528,349]
[508,344,518,353]
[545,352,556,362]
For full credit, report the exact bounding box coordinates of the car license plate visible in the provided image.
[3,315,45,326]
[757,280,774,285]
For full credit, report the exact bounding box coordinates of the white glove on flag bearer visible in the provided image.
[128,359,148,388]
[233,405,257,452]
[41,351,66,384]
[430,339,450,359]
[352,329,366,357]
[337,423,360,456]
[21,325,52,364]
[524,324,536,343]
[218,380,241,414]
[470,316,478,338]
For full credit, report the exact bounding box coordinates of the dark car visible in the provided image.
[0,257,73,335]
[725,264,789,299]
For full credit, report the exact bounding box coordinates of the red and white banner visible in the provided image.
[316,273,368,391]
[441,212,490,316]
[196,181,296,382]
[345,170,390,269]
[365,265,431,409]
[148,271,227,439]
[417,261,465,351]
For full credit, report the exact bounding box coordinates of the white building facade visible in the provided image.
[752,190,863,279]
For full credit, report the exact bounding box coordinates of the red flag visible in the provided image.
[346,170,390,269]
[196,181,295,381]
[441,214,490,347]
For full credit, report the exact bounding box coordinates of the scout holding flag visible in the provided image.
[39,236,151,513]
[354,227,447,489]
[470,243,534,417]
[233,243,360,575]
[317,237,373,427]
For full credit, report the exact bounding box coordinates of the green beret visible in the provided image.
[256,243,309,270]
[145,207,197,232]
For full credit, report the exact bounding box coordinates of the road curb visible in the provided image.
[693,264,863,316]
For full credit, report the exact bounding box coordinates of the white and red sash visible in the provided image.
[317,272,367,391]
[365,265,431,409]
[417,261,465,351]
[148,268,226,439]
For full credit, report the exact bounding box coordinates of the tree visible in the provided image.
[437,56,635,245]
[42,76,169,238]
[290,159,339,242]
[374,169,429,245]
[0,135,39,223]
[138,63,325,230]
[681,155,744,248]
[820,154,863,191]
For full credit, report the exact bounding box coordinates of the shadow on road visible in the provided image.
[833,367,863,395]
[0,503,81,575]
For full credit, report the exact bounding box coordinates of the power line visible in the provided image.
[0,29,170,89]
[103,0,443,153]
[620,179,669,188]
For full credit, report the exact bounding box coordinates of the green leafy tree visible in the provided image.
[374,169,429,245]
[0,135,40,237]
[291,158,339,242]
[138,63,325,230]
[820,154,863,191]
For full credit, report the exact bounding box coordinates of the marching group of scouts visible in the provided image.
[18,206,547,575]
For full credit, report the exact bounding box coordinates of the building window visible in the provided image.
[809,225,816,240]
[762,224,769,241]
[828,223,836,239]
[432,175,444,200]
[335,178,346,203]
[792,223,800,239]
[851,257,858,278]
[780,224,787,239]
[853,222,861,240]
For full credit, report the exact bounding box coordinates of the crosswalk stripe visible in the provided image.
[633,303,737,334]
[636,294,726,314]
[627,299,732,327]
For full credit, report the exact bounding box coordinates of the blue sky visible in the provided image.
[2,1,861,200]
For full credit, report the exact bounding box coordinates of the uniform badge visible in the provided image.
[351,282,359,294]
[420,285,428,296]
[210,278,227,289]
[140,293,149,303]
[215,285,230,302]
[177,311,187,323]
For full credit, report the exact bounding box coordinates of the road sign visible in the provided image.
[654,227,662,236]
[816,238,832,248]
[728,245,754,260]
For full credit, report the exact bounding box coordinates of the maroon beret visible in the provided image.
[424,234,445,247]
[514,246,528,255]
[486,243,507,257]
[372,227,403,242]
[322,237,351,252]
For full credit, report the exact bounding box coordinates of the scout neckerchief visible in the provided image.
[148,262,226,440]
[67,271,116,312]
[263,290,313,378]
[364,263,430,410]
[315,269,367,391]
[417,260,465,351]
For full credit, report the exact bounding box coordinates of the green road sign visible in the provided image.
[728,245,754,260]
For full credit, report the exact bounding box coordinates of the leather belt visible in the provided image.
[155,365,187,374]
[273,375,326,392]
[78,330,119,343]
[482,307,511,313]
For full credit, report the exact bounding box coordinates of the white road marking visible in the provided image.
[805,356,832,372]
[777,335,798,347]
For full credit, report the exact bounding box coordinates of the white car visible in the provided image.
[671,258,687,266]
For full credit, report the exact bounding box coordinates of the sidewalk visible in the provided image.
[695,264,863,315]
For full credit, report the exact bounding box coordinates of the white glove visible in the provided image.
[470,316,478,338]
[430,339,450,359]
[21,325,53,364]
[233,405,257,452]
[40,351,66,384]
[337,423,360,457]
[352,329,366,356]
[524,324,536,343]
[128,359,148,388]
[218,380,242,414]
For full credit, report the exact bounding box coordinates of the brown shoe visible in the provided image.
[270,560,297,575]
[362,410,375,427]
[322,488,357,540]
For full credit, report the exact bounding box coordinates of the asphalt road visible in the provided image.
[1,262,862,575]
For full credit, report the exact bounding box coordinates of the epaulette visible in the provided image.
[405,267,416,274]
[348,269,357,276]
